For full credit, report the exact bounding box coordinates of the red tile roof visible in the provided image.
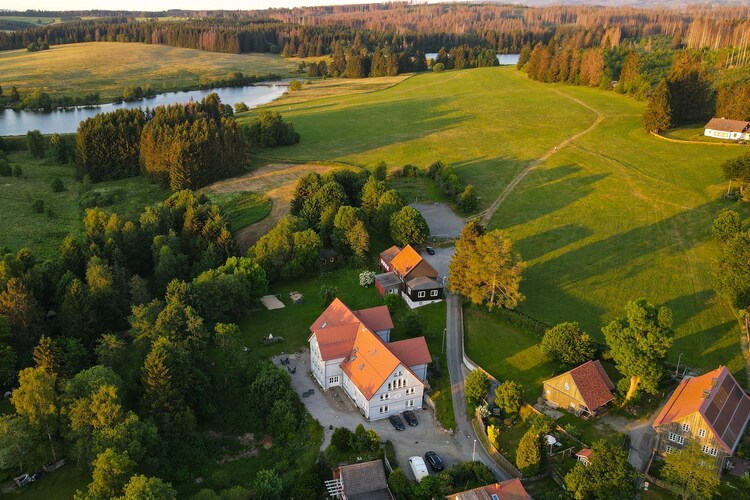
[386,337,432,367]
[353,305,394,332]
[314,323,360,361]
[340,329,404,400]
[546,360,614,411]
[576,448,592,459]
[309,298,360,333]
[448,479,530,499]
[380,245,402,264]
[653,366,750,453]
[334,459,392,498]
[705,118,750,133]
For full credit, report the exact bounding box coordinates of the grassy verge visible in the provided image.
[0,42,298,102]
[205,191,271,231]
[8,464,89,500]
[0,151,167,259]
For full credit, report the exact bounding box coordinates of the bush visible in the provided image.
[457,184,479,212]
[12,165,22,177]
[26,129,45,158]
[372,161,387,181]
[330,427,353,452]
[234,102,249,113]
[51,177,64,193]
[0,159,11,176]
[32,199,45,213]
[384,293,399,310]
[403,312,424,338]
[78,190,115,209]
[402,164,420,177]
[289,79,303,91]
[433,63,445,73]
[320,284,339,307]
[487,424,501,449]
[465,370,491,408]
[530,413,554,435]
[359,270,376,287]
[494,380,523,415]
[516,429,543,476]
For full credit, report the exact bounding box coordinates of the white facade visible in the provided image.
[704,128,750,141]
[341,363,426,421]
[401,291,442,309]
[309,336,345,389]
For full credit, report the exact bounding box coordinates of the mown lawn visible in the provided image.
[493,82,748,379]
[0,151,167,259]
[205,191,271,232]
[7,464,89,500]
[0,42,298,102]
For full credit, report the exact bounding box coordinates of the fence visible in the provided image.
[471,418,523,478]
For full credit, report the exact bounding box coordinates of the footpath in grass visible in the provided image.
[0,151,166,259]
[490,83,747,378]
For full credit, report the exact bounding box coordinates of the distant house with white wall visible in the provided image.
[308,298,431,420]
[704,118,750,141]
[375,245,443,308]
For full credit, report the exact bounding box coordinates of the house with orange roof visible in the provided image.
[652,366,750,472]
[447,478,530,499]
[308,298,431,420]
[542,360,615,417]
[374,244,443,308]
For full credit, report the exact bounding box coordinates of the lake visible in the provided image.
[0,84,288,136]
[425,53,519,66]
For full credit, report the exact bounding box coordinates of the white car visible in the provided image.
[408,456,429,482]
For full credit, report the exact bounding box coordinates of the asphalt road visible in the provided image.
[445,291,511,481]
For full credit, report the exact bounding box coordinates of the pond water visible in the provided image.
[425,53,519,66]
[0,83,288,136]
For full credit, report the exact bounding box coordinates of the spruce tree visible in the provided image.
[644,80,672,133]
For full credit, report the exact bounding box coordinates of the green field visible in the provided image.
[0,16,57,26]
[0,151,166,258]
[246,66,748,378]
[0,42,299,101]
[205,191,271,232]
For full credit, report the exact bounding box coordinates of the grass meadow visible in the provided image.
[205,191,271,232]
[0,42,299,102]
[0,151,166,259]
[243,66,749,380]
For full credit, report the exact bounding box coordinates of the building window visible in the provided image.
[388,382,392,391]
[406,387,415,395]
[328,376,339,384]
[701,446,718,457]
[546,389,550,395]
[698,429,706,438]
[665,445,673,453]
[564,382,570,391]
[681,423,690,432]
[669,433,685,445]
[406,399,415,407]
[430,289,439,297]
[380,393,389,401]
[379,405,389,414]
[417,291,426,298]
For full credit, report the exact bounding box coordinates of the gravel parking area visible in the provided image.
[274,350,467,480]
[410,202,465,238]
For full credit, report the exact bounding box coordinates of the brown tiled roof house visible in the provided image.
[542,360,615,416]
[332,460,394,500]
[447,479,530,500]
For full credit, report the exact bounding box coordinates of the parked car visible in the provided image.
[425,246,435,255]
[403,410,418,427]
[409,456,430,482]
[424,451,444,471]
[388,414,405,431]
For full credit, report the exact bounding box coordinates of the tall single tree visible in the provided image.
[464,369,490,407]
[389,206,429,247]
[644,80,672,133]
[662,443,720,500]
[11,366,59,461]
[448,229,524,310]
[541,322,596,366]
[602,299,673,402]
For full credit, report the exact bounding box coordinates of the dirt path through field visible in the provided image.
[479,90,605,226]
[204,162,340,252]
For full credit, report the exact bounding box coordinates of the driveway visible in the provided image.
[411,202,465,239]
[274,350,463,481]
[601,411,659,472]
[421,246,454,282]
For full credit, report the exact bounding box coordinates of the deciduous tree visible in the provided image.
[662,443,720,500]
[565,439,637,499]
[465,369,490,407]
[494,380,523,415]
[389,205,429,247]
[516,428,543,476]
[541,322,596,366]
[602,298,673,402]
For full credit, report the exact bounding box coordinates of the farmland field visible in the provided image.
[0,42,299,101]
[245,66,748,379]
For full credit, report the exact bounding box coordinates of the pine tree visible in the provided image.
[141,338,184,426]
[644,80,672,133]
[33,336,57,374]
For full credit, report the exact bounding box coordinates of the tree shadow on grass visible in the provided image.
[662,289,716,329]
[515,224,594,261]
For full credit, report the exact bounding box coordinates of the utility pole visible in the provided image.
[472,439,477,461]
[675,353,683,376]
[442,328,447,354]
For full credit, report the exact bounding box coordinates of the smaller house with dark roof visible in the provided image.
[542,360,615,417]
[447,478,530,499]
[652,366,750,472]
[375,244,443,308]
[327,459,394,500]
[704,118,750,141]
[308,298,431,420]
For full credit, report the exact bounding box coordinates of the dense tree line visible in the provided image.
[243,110,299,150]
[76,94,247,190]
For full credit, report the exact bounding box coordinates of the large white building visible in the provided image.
[308,298,431,420]
[704,117,750,141]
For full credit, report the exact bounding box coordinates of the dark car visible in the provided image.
[403,410,418,427]
[425,246,435,255]
[424,451,444,471]
[389,414,406,431]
